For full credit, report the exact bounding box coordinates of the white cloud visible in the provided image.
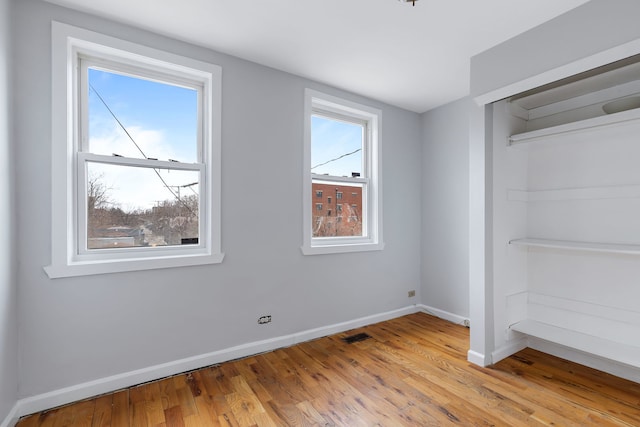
[88,124,199,211]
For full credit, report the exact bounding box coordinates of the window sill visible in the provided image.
[301,241,384,256]
[44,252,225,278]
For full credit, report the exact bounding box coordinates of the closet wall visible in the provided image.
[469,0,640,381]
[491,58,640,381]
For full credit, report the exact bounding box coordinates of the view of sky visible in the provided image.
[87,68,364,212]
[311,115,363,177]
[89,68,198,162]
[88,68,200,211]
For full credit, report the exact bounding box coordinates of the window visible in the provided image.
[46,22,223,278]
[316,203,323,211]
[316,190,323,198]
[302,89,383,255]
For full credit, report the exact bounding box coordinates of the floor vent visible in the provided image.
[342,332,372,344]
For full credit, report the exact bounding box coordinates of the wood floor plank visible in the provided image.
[158,377,180,411]
[67,400,95,427]
[15,313,640,426]
[163,406,185,427]
[175,384,199,419]
[90,394,113,427]
[109,390,130,427]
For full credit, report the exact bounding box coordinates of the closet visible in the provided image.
[491,55,640,375]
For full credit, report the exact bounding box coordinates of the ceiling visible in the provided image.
[43,0,590,113]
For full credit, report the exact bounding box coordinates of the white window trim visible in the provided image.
[301,89,384,255]
[45,22,223,278]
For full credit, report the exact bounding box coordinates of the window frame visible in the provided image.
[77,154,206,258]
[301,89,383,255]
[45,22,223,278]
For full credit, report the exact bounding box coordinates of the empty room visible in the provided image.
[1,0,640,425]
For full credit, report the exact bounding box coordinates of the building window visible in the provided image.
[46,22,223,278]
[302,89,383,255]
[337,204,342,212]
[316,203,323,211]
[316,190,323,198]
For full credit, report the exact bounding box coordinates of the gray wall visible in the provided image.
[14,0,422,398]
[421,98,470,318]
[0,0,18,422]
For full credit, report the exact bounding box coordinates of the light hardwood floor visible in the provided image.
[16,313,640,426]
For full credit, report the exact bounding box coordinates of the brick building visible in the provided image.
[311,182,362,237]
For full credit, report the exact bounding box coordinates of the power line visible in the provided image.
[311,148,362,170]
[89,84,196,216]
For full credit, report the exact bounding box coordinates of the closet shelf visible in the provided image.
[507,184,640,202]
[510,319,640,369]
[509,238,640,255]
[509,107,640,146]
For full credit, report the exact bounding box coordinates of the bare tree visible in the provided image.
[88,173,111,212]
[87,174,114,239]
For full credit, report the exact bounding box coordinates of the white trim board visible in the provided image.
[491,337,528,364]
[11,305,422,419]
[0,403,19,427]
[467,350,491,367]
[508,184,640,202]
[508,107,640,145]
[7,304,470,421]
[528,338,640,384]
[473,37,640,106]
[509,238,640,256]
[487,334,640,383]
[417,304,469,327]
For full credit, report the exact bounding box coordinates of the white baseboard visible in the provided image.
[417,304,469,326]
[13,305,420,419]
[492,337,528,364]
[0,403,19,427]
[467,350,491,367]
[529,338,640,384]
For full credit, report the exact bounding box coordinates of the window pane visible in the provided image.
[311,115,363,177]
[88,68,198,162]
[86,162,199,249]
[312,180,363,237]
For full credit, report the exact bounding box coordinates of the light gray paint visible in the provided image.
[0,0,18,422]
[420,98,470,318]
[37,0,590,114]
[14,0,422,397]
[471,0,640,100]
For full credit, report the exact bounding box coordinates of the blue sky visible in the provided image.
[89,68,198,163]
[87,68,364,211]
[88,68,200,211]
[311,115,363,177]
